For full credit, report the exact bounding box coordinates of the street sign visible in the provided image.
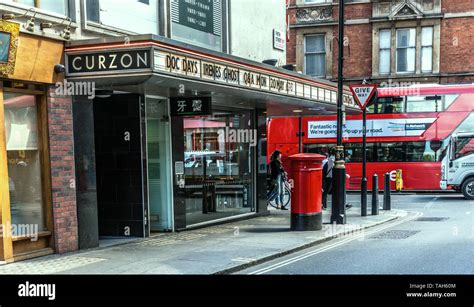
[273,29,285,51]
[349,84,377,110]
[349,83,377,216]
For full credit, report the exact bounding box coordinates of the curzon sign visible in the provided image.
[67,49,152,74]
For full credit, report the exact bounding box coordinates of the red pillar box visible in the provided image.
[288,154,325,231]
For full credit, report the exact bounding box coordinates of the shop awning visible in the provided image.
[64,34,361,116]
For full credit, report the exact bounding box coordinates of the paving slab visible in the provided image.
[0,206,407,275]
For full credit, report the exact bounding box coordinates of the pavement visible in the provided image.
[0,194,408,275]
[238,193,474,275]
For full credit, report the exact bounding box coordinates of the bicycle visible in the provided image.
[267,177,292,210]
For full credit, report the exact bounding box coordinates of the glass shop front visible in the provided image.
[65,36,352,240]
[172,108,257,227]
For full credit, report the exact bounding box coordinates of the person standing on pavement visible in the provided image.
[269,150,288,210]
[322,148,336,209]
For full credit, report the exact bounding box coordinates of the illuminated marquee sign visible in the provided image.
[153,49,355,107]
[65,46,355,108]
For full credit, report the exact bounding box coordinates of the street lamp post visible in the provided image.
[331,0,346,224]
[361,106,368,217]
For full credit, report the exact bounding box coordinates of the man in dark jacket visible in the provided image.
[322,148,335,209]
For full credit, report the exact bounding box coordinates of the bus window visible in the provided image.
[371,94,459,114]
[443,94,458,110]
[406,94,459,112]
[406,96,438,112]
[453,112,474,134]
[405,141,427,162]
[305,141,448,162]
[384,104,396,113]
[378,142,403,162]
[304,143,335,155]
[368,97,405,114]
[344,143,375,163]
[405,95,460,113]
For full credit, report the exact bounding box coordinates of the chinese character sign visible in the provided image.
[192,99,202,112]
[170,97,212,116]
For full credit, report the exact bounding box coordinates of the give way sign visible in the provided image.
[349,84,377,110]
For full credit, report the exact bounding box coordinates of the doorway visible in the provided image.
[93,94,146,238]
[145,96,173,231]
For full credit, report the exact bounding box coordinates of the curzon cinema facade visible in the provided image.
[1,33,358,260]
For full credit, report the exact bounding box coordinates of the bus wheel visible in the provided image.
[462,178,474,200]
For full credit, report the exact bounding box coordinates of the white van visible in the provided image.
[440,132,474,199]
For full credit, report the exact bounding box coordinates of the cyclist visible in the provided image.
[268,150,288,210]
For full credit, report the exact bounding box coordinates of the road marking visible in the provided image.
[247,212,423,275]
[424,197,439,209]
[232,257,257,263]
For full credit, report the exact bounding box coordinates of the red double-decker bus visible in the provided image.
[267,84,474,190]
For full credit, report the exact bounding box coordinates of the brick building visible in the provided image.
[0,30,75,262]
[287,0,474,85]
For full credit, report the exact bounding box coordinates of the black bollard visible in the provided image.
[372,174,379,215]
[361,177,367,217]
[202,182,209,214]
[209,183,215,212]
[383,173,391,210]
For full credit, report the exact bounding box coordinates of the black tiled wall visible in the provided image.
[93,95,144,237]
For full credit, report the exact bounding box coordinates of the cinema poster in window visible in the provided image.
[0,20,19,75]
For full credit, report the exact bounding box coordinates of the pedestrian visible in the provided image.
[322,148,335,209]
[268,150,288,210]
[321,152,329,173]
